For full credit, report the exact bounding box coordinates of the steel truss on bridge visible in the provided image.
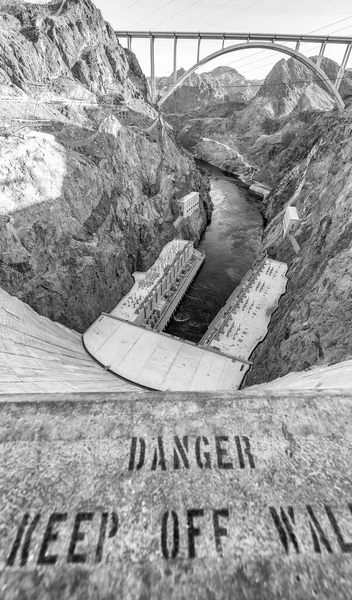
[115,31,352,110]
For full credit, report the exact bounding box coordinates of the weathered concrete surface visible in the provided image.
[1,391,352,599]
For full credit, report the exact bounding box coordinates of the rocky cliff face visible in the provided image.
[163,54,352,384]
[0,0,147,104]
[256,57,336,116]
[0,0,211,332]
[246,108,352,384]
[157,66,261,114]
[311,56,352,102]
[210,65,262,101]
[157,69,225,114]
[168,57,352,184]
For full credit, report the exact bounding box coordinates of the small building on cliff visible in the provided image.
[178,192,199,218]
[283,205,301,238]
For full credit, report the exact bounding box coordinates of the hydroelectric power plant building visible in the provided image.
[110,239,204,331]
[84,246,289,391]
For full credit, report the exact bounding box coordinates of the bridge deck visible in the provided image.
[115,31,352,43]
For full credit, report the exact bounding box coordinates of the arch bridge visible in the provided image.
[115,31,352,110]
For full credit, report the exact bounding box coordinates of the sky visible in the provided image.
[30,0,352,80]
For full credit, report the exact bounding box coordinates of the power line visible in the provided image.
[151,0,211,30]
[192,17,352,75]
[304,15,352,35]
[176,0,236,28]
[111,0,145,21]
[160,74,352,90]
[176,0,263,30]
[133,0,178,28]
[117,8,352,80]
[3,75,352,126]
[215,21,352,75]
[240,39,352,76]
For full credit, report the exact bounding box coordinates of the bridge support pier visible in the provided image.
[150,34,156,103]
[173,35,178,83]
[197,34,201,63]
[115,31,350,111]
[316,41,327,68]
[335,43,352,91]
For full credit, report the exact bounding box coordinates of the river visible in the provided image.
[165,160,264,343]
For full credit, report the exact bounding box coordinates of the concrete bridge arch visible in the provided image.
[158,41,345,110]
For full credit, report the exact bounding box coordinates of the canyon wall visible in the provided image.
[0,0,147,104]
[246,108,352,384]
[168,57,352,183]
[0,0,211,332]
[163,55,352,383]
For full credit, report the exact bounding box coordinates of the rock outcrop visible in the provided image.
[0,0,146,103]
[255,57,336,116]
[211,66,262,102]
[0,0,212,332]
[157,66,261,114]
